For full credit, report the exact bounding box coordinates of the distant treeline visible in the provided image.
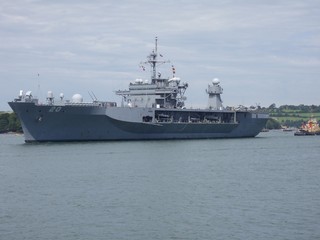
[0,112,22,133]
[266,104,320,113]
[264,104,320,129]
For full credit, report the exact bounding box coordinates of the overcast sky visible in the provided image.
[1,0,319,111]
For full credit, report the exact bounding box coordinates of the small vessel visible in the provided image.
[294,117,320,136]
[283,128,294,132]
[282,126,295,132]
[8,38,269,142]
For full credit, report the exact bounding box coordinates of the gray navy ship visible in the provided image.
[9,38,269,142]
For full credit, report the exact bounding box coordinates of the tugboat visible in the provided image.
[294,117,320,136]
[8,37,269,142]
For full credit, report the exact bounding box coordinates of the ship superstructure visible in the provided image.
[8,38,269,142]
[116,37,187,109]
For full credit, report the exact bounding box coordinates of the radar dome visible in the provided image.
[72,94,83,103]
[212,78,220,85]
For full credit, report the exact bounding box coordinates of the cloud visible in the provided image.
[1,0,320,110]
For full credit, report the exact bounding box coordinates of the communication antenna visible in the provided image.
[91,91,98,101]
[140,37,170,82]
[36,73,42,101]
[88,91,98,101]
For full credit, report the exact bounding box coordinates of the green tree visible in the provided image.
[0,113,22,133]
[0,113,9,132]
[266,118,281,129]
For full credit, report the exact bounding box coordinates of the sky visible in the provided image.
[1,0,320,111]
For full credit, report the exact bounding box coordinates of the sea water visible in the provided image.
[1,131,319,240]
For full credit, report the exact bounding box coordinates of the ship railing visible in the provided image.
[61,101,117,108]
[154,118,238,124]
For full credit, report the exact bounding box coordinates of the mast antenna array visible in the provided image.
[140,37,170,82]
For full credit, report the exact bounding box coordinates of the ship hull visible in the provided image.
[9,101,269,142]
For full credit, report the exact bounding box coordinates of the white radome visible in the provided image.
[212,78,220,85]
[72,94,83,103]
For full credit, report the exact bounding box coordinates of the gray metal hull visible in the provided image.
[9,102,269,142]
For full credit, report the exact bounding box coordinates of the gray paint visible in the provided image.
[8,38,269,142]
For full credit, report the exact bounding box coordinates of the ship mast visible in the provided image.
[150,37,158,80]
[144,37,169,83]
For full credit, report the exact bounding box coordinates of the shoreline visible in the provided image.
[0,131,23,135]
